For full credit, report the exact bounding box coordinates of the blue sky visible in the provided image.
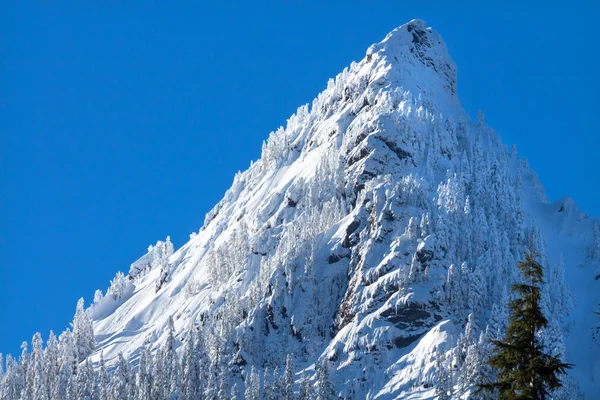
[1,1,598,356]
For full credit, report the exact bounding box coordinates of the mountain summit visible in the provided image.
[369,19,457,97]
[11,20,600,399]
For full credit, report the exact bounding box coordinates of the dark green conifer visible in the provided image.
[478,246,572,399]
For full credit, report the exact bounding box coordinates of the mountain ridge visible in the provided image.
[87,18,599,399]
[3,19,599,399]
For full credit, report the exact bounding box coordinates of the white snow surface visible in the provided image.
[87,20,599,399]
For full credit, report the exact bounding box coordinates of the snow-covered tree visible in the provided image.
[76,358,94,400]
[435,348,452,400]
[244,366,260,400]
[72,298,95,362]
[164,316,178,393]
[110,353,134,400]
[93,290,104,305]
[168,359,181,400]
[298,371,313,400]
[182,330,200,400]
[136,345,153,400]
[230,382,241,400]
[217,371,230,400]
[151,349,166,400]
[97,352,109,400]
[44,331,59,400]
[19,341,30,399]
[282,354,295,400]
[155,236,174,292]
[315,361,335,400]
[107,272,129,300]
[28,332,46,400]
[1,354,24,400]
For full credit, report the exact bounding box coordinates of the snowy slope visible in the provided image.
[87,19,600,399]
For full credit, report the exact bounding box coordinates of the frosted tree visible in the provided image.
[137,345,153,400]
[55,358,72,400]
[19,341,30,399]
[50,362,68,399]
[217,371,230,400]
[76,358,94,400]
[182,330,200,400]
[27,332,47,400]
[164,316,178,392]
[270,366,284,400]
[315,361,335,400]
[244,366,260,400]
[230,382,241,400]
[1,354,24,400]
[168,358,182,400]
[468,265,485,317]
[298,371,313,400]
[435,348,452,400]
[282,354,295,400]
[93,290,103,305]
[155,236,174,292]
[107,272,129,300]
[97,352,109,400]
[468,332,496,399]
[445,264,461,317]
[457,315,486,395]
[544,255,572,319]
[151,349,166,400]
[486,292,509,341]
[44,331,59,400]
[110,353,134,400]
[72,298,95,362]
[476,110,485,127]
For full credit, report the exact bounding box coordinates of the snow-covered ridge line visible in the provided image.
[3,19,599,400]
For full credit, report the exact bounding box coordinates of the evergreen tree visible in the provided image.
[168,358,182,400]
[72,298,96,362]
[271,366,284,400]
[298,371,313,400]
[76,358,94,400]
[2,354,25,400]
[30,332,47,400]
[108,271,129,300]
[217,370,230,400]
[137,345,153,400]
[97,352,109,400]
[477,247,572,399]
[151,349,166,400]
[93,289,104,305]
[20,341,31,400]
[164,316,178,391]
[282,354,294,400]
[182,330,200,400]
[435,348,451,400]
[110,352,134,400]
[230,382,241,400]
[315,361,335,400]
[44,331,60,400]
[55,359,70,400]
[244,366,260,400]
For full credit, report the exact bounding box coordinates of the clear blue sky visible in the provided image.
[1,1,598,356]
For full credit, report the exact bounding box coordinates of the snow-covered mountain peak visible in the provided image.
[49,20,599,399]
[367,19,457,100]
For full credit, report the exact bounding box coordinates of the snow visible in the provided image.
[7,19,598,399]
